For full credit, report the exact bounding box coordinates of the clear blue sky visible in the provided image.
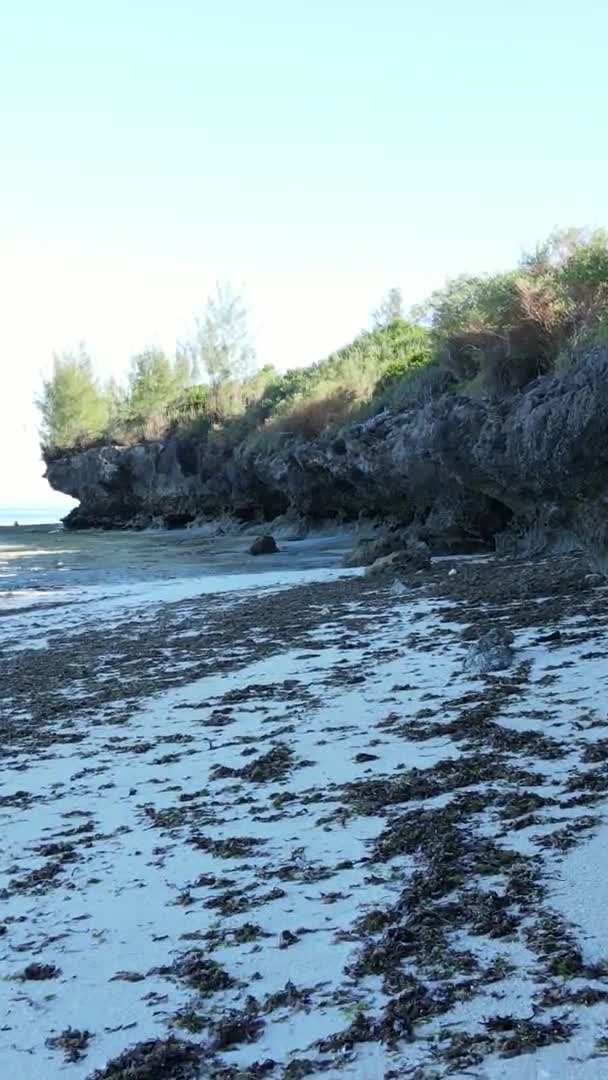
[1,0,607,506]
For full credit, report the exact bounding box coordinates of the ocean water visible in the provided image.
[0,505,72,527]
[0,518,357,620]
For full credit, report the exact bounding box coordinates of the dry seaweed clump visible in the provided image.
[88,1037,205,1079]
[46,1027,93,1062]
[211,744,295,784]
[190,834,267,858]
[20,962,61,980]
[485,1014,575,1056]
[173,951,236,995]
[526,911,608,979]
[208,1009,265,1050]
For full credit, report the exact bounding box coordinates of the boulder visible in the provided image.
[402,540,432,571]
[365,542,431,577]
[463,627,515,673]
[365,552,402,576]
[344,535,398,568]
[584,572,605,588]
[249,534,279,556]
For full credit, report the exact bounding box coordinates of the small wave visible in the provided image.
[0,586,77,612]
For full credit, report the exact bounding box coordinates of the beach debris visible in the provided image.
[208,1008,265,1049]
[45,1027,93,1063]
[19,962,61,980]
[87,1037,205,1079]
[171,951,235,995]
[279,929,300,948]
[3,550,608,1079]
[211,743,295,783]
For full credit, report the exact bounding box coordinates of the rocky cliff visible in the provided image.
[45,350,608,559]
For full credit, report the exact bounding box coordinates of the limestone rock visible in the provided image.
[344,535,399,568]
[463,627,515,673]
[44,349,608,570]
[365,542,431,577]
[249,535,279,556]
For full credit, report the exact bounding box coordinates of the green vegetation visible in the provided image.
[37,347,110,452]
[38,228,608,459]
[245,318,430,445]
[414,226,608,392]
[371,285,404,328]
[39,312,431,458]
[193,282,256,411]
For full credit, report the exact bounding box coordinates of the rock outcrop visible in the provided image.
[45,350,608,561]
[249,535,279,556]
[463,627,515,673]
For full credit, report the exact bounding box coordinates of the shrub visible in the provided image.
[38,347,109,456]
[267,386,358,439]
[39,228,608,460]
[414,228,608,393]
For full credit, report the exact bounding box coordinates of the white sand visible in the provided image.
[1,573,608,1078]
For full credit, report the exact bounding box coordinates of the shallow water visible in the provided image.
[0,522,357,615]
[0,505,74,527]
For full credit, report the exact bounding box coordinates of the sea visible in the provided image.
[0,505,72,527]
[0,506,357,642]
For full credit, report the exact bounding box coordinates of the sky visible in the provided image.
[1,0,608,507]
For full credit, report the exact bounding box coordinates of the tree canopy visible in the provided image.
[372,286,404,328]
[38,347,109,452]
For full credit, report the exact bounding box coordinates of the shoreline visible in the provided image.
[1,555,608,1078]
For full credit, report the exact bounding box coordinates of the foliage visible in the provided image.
[38,284,257,457]
[38,347,110,453]
[126,348,192,428]
[264,386,358,440]
[246,319,431,442]
[191,283,256,414]
[39,228,608,460]
[371,286,404,328]
[168,383,209,423]
[413,272,520,339]
[38,319,432,456]
[414,227,608,392]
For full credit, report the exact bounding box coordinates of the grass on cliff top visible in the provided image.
[41,320,433,459]
[40,226,608,460]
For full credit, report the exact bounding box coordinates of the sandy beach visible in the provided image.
[2,545,608,1079]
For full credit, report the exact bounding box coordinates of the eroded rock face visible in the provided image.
[45,350,608,560]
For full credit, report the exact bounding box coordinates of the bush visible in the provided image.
[247,320,432,441]
[39,348,110,456]
[39,228,608,461]
[266,387,358,439]
[414,228,608,393]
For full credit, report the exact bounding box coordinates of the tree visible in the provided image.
[413,272,528,339]
[193,283,256,415]
[522,227,608,273]
[105,376,128,430]
[372,286,404,328]
[37,346,109,452]
[126,348,192,425]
